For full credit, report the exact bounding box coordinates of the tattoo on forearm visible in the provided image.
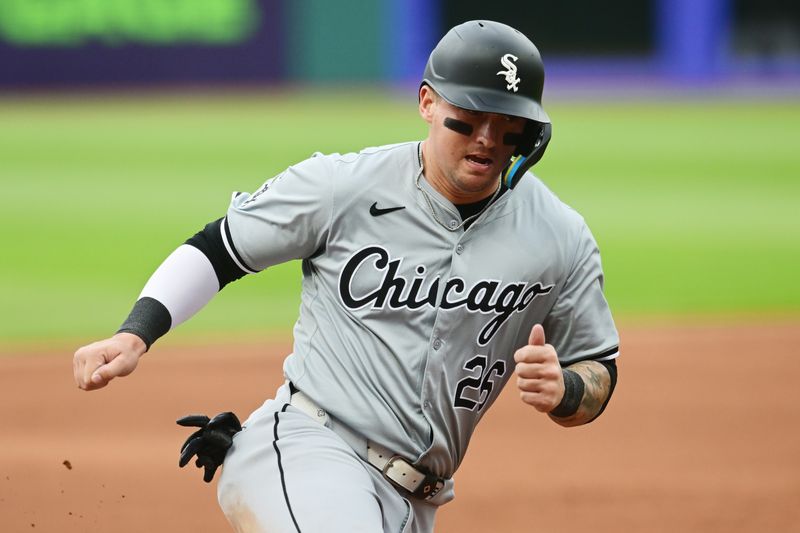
[550,360,611,426]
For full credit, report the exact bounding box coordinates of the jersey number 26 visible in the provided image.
[453,355,506,411]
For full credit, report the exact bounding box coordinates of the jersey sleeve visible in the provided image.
[224,153,334,271]
[543,220,619,366]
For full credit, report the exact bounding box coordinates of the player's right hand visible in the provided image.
[73,332,147,391]
[514,324,565,413]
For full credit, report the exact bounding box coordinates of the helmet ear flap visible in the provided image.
[504,122,552,189]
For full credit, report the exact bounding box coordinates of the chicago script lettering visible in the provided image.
[338,246,554,345]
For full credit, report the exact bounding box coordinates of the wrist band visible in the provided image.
[549,368,585,418]
[117,296,172,350]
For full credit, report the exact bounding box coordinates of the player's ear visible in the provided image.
[419,85,436,124]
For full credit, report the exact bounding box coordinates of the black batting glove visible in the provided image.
[177,411,242,483]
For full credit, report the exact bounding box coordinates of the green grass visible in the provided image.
[539,100,800,317]
[1,90,798,347]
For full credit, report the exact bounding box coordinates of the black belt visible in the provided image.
[288,384,445,500]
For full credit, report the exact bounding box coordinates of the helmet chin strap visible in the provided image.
[503,123,552,189]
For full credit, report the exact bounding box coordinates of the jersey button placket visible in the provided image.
[432,338,442,350]
[455,244,464,255]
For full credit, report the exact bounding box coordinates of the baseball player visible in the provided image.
[73,20,619,533]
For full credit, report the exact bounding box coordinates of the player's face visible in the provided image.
[419,86,526,204]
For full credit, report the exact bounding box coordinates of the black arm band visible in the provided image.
[549,368,585,418]
[185,218,249,289]
[116,296,172,351]
[589,359,618,422]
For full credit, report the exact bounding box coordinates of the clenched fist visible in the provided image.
[513,324,565,413]
[73,332,147,391]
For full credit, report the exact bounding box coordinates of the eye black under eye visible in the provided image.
[443,117,474,136]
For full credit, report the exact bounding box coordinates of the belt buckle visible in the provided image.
[415,475,445,500]
[382,455,400,472]
[382,456,444,501]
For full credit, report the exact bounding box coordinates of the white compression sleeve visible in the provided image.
[139,244,220,329]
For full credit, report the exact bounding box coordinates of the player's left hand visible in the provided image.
[514,324,565,412]
[177,411,242,483]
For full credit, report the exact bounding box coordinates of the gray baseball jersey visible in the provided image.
[224,141,618,479]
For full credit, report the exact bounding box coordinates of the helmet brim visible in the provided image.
[425,79,550,124]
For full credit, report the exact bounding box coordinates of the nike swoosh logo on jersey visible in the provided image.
[369,202,406,217]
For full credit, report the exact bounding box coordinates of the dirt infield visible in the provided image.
[2,322,799,532]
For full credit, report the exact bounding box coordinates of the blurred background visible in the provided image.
[0,0,798,347]
[1,3,799,532]
[3,0,800,88]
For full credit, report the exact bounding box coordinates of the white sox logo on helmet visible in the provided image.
[496,53,520,92]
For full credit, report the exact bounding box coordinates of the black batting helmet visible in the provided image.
[422,20,552,189]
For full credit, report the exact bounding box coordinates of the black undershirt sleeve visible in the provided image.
[184,218,249,289]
